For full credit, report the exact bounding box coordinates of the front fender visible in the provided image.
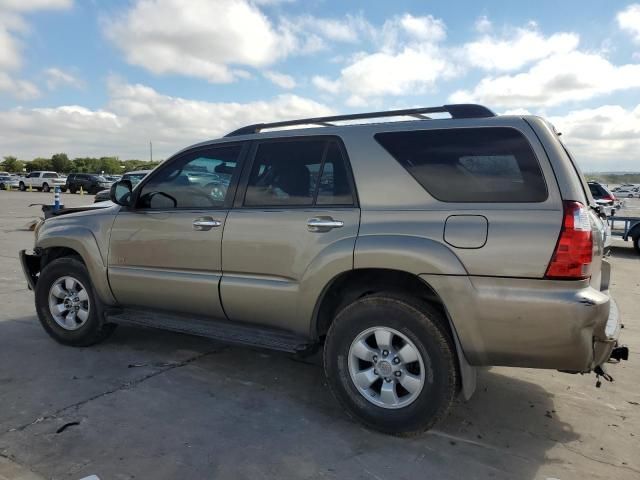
[36,224,117,305]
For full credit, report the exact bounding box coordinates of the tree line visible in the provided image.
[1,154,161,175]
[586,173,640,184]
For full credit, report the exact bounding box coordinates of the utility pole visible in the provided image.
[150,141,153,162]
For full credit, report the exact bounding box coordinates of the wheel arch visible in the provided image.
[312,267,477,399]
[36,226,117,305]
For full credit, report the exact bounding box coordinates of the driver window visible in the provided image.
[137,145,241,209]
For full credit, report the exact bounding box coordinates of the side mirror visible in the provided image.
[110,180,133,206]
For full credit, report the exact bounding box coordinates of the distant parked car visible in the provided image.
[93,170,151,202]
[122,170,151,185]
[18,171,67,192]
[66,173,113,194]
[589,181,616,204]
[611,186,639,198]
[0,174,20,190]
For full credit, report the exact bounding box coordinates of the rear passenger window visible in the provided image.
[244,139,354,207]
[375,127,547,202]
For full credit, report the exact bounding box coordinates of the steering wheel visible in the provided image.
[205,182,227,202]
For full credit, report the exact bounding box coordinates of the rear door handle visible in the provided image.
[193,217,222,231]
[307,217,344,232]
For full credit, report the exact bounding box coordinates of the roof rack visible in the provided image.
[225,104,496,137]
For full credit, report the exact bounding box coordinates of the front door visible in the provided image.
[108,143,245,318]
[221,137,360,334]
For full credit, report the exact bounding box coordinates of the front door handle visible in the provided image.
[193,217,222,231]
[307,216,344,232]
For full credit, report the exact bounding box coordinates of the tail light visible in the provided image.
[602,194,615,201]
[545,201,593,279]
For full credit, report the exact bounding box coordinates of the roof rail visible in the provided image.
[225,104,496,137]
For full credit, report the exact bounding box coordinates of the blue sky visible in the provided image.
[1,0,639,171]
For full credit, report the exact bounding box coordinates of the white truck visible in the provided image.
[18,171,67,192]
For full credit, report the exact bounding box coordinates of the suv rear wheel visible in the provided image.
[324,294,457,436]
[42,183,50,192]
[35,257,116,346]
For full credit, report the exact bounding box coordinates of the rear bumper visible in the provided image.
[421,272,623,372]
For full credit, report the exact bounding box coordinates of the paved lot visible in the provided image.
[1,190,639,480]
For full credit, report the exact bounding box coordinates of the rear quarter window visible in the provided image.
[375,127,547,202]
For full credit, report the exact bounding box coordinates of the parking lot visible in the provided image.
[0,190,639,480]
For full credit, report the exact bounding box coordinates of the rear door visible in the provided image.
[220,137,359,334]
[108,143,246,317]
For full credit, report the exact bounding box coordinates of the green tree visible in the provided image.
[98,157,121,174]
[1,156,25,173]
[27,158,53,172]
[51,153,72,173]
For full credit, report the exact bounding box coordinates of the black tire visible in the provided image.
[60,186,67,193]
[69,186,76,194]
[35,257,116,347]
[19,182,25,191]
[0,183,4,190]
[633,235,640,255]
[42,183,50,193]
[324,294,457,436]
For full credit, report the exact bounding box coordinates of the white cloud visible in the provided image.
[263,70,296,89]
[313,14,455,102]
[0,80,332,159]
[0,0,71,11]
[549,104,640,171]
[0,0,71,99]
[450,51,640,108]
[397,14,446,43]
[285,13,374,45]
[44,67,83,90]
[474,15,492,34]
[617,4,640,43]
[0,21,22,70]
[104,0,297,83]
[0,72,39,99]
[462,27,579,71]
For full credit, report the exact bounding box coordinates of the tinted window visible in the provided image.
[138,145,241,209]
[375,127,547,202]
[244,139,354,207]
[43,173,57,178]
[316,141,354,205]
[245,140,325,206]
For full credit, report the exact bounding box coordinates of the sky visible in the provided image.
[0,0,639,171]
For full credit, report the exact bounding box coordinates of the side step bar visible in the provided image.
[106,309,311,353]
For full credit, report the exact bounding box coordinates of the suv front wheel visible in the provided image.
[324,294,457,436]
[35,257,116,346]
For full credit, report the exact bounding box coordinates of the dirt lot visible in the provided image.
[1,190,638,480]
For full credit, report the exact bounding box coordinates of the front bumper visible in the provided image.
[19,249,40,291]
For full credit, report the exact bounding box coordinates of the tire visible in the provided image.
[19,182,25,191]
[0,183,4,190]
[60,186,67,193]
[42,183,50,193]
[69,186,76,194]
[633,235,640,255]
[35,257,116,347]
[324,294,457,436]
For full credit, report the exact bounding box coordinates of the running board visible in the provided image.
[106,309,310,353]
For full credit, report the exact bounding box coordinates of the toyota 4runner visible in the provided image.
[20,104,627,436]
